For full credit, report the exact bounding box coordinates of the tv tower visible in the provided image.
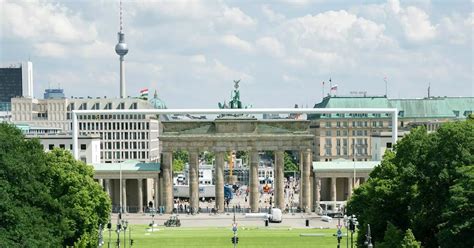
[115,0,128,98]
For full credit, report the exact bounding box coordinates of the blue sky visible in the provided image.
[1,0,472,108]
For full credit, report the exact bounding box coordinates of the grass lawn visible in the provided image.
[103,225,356,248]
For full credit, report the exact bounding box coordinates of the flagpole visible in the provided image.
[322,81,325,99]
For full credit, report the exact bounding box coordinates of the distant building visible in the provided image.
[11,93,168,163]
[25,133,101,164]
[0,61,33,111]
[44,88,65,99]
[309,96,474,161]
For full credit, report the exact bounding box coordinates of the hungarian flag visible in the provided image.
[140,88,149,99]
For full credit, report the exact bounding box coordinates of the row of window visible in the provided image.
[98,131,149,141]
[324,129,370,137]
[70,114,147,120]
[78,121,150,131]
[323,121,389,128]
[320,113,388,118]
[102,151,148,160]
[46,144,87,150]
[324,147,368,156]
[100,141,149,150]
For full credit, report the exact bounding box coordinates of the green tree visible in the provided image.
[202,151,215,164]
[401,229,421,248]
[45,149,111,247]
[284,151,298,171]
[173,150,188,172]
[436,165,474,247]
[377,222,403,248]
[348,120,474,248]
[0,123,63,246]
[0,123,111,247]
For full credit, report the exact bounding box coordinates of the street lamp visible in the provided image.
[122,220,128,248]
[149,207,156,232]
[364,224,373,248]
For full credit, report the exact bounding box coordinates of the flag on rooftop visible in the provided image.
[140,88,149,99]
[330,84,338,91]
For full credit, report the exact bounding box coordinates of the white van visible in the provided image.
[268,208,282,223]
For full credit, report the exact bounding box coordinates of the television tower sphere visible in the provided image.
[115,32,128,57]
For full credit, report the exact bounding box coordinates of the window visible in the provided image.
[336,121,341,127]
[49,144,54,150]
[325,138,332,146]
[325,130,332,136]
[386,142,392,148]
[59,144,65,149]
[80,144,87,150]
[325,122,331,128]
[325,147,332,156]
[336,130,341,136]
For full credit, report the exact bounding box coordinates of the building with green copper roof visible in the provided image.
[308,95,473,162]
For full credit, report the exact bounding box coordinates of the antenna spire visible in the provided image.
[119,0,123,33]
[115,0,128,98]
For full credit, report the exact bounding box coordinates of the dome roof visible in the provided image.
[149,90,167,109]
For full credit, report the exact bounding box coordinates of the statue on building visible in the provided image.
[218,80,252,117]
[219,80,248,109]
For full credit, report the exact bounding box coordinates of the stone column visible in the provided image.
[189,151,199,214]
[314,177,321,211]
[331,177,337,210]
[275,150,285,210]
[98,178,104,189]
[138,178,143,213]
[347,177,353,200]
[155,176,160,209]
[215,151,225,213]
[122,179,127,213]
[249,150,259,213]
[105,179,112,198]
[298,151,304,209]
[162,152,173,213]
[302,149,311,212]
[309,171,314,212]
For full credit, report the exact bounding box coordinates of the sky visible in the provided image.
[1,0,473,108]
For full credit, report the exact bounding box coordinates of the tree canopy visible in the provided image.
[348,120,473,248]
[0,123,111,247]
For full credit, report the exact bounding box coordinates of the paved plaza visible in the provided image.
[112,213,337,229]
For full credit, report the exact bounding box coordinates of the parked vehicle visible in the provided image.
[164,215,181,227]
[268,208,282,223]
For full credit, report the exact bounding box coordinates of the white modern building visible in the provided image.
[11,92,167,163]
[371,131,407,161]
[25,133,101,164]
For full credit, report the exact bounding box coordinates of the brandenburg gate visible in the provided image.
[158,118,314,213]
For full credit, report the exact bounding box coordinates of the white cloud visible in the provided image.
[399,6,437,41]
[220,35,254,53]
[219,6,256,28]
[256,36,285,58]
[1,0,98,43]
[189,54,207,64]
[261,5,285,23]
[34,42,66,58]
